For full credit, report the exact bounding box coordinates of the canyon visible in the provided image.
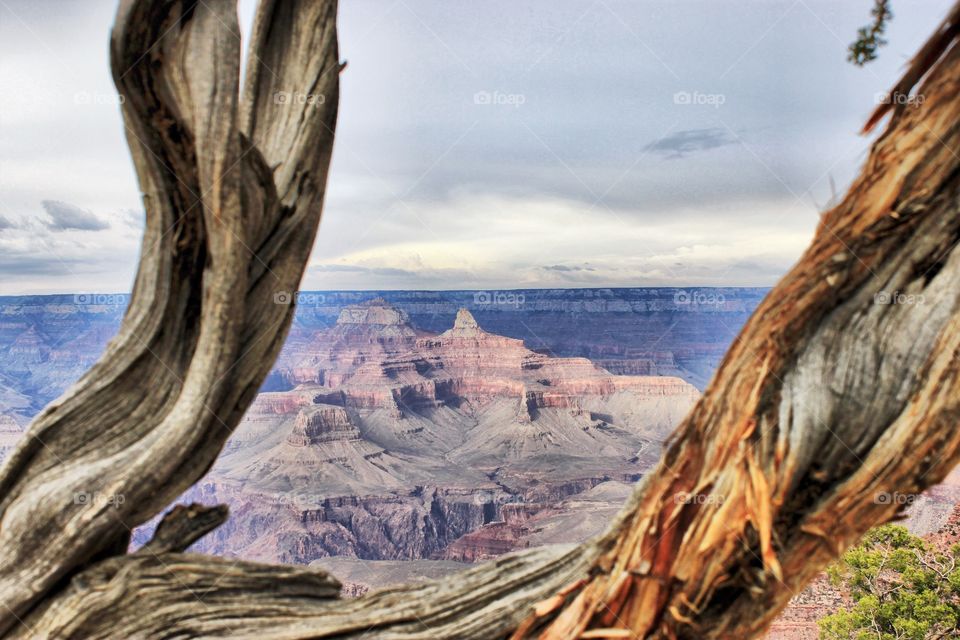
[1,288,958,638]
[0,287,759,461]
[165,299,700,564]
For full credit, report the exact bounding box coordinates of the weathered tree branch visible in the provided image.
[140,503,230,555]
[0,0,339,634]
[3,2,960,639]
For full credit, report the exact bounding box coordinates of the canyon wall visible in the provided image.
[137,300,700,565]
[3,290,958,639]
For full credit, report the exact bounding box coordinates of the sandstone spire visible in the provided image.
[454,308,478,329]
[448,308,482,336]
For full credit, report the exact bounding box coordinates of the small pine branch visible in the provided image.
[849,0,894,66]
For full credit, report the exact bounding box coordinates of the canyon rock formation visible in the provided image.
[3,292,959,636]
[144,299,699,564]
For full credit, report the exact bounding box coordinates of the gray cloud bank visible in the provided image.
[41,200,110,231]
[0,0,954,293]
[644,128,738,158]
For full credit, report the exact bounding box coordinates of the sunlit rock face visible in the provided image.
[138,300,699,564]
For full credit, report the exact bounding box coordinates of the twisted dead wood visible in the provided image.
[0,0,339,634]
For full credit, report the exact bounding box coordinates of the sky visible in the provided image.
[0,0,953,294]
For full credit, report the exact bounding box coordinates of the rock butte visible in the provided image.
[142,300,700,565]
[137,302,960,582]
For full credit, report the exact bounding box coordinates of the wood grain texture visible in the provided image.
[0,0,339,635]
[3,2,960,639]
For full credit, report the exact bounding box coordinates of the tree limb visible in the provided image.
[140,503,230,555]
[0,0,339,633]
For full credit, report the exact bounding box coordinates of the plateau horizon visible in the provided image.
[0,285,773,304]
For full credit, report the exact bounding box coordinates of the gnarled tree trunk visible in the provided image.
[0,0,340,634]
[2,1,960,639]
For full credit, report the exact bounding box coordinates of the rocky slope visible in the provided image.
[0,412,25,466]
[158,300,699,563]
[0,296,125,422]
[310,556,476,598]
[441,481,634,562]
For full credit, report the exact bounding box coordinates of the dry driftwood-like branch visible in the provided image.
[140,503,230,555]
[4,1,960,639]
[0,0,339,635]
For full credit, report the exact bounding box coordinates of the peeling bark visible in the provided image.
[2,2,960,639]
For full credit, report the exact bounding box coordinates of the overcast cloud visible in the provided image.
[644,128,739,158]
[0,0,953,294]
[41,200,110,231]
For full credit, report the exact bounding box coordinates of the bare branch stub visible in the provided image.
[140,504,230,555]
